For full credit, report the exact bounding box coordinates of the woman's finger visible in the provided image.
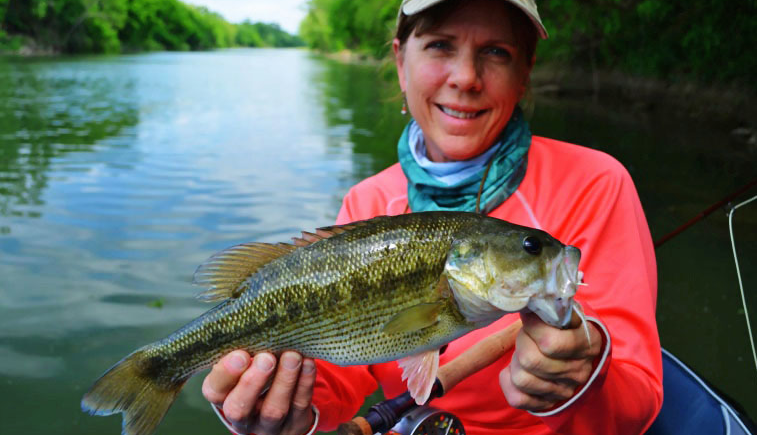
[281,358,317,435]
[222,352,277,433]
[514,331,590,383]
[520,312,599,359]
[255,351,303,434]
[202,350,251,406]
[509,347,576,401]
[499,366,556,411]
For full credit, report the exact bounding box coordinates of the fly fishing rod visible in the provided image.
[337,319,522,435]
[654,178,757,248]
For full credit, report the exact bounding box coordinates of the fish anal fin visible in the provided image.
[398,350,439,405]
[382,302,443,335]
[193,242,296,302]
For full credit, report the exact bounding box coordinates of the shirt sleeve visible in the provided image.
[534,154,663,434]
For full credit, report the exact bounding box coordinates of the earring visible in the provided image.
[401,96,408,115]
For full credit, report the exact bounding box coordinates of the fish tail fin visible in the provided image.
[81,349,185,435]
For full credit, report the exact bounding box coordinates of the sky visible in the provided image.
[184,0,308,34]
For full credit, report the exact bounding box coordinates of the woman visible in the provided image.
[201,0,663,434]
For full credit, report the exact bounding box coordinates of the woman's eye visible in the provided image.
[482,47,512,60]
[426,40,452,51]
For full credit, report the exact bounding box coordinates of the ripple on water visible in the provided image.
[0,346,65,379]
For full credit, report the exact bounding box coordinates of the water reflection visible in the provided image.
[0,346,65,378]
[0,57,139,221]
[309,55,405,178]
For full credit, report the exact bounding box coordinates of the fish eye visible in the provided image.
[522,236,542,255]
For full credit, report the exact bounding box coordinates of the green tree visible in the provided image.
[299,0,399,56]
[299,0,756,87]
[1,0,300,53]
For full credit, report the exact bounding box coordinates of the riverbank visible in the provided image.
[531,65,757,136]
[318,49,757,149]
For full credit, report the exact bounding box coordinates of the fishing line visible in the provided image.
[727,193,757,375]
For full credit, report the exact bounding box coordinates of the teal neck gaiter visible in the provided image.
[398,107,531,214]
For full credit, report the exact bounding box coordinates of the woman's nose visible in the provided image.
[447,52,482,92]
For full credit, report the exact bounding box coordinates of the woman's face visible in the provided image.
[393,0,533,162]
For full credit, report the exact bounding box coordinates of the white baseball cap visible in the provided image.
[399,0,548,39]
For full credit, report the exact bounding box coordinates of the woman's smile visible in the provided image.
[437,104,487,120]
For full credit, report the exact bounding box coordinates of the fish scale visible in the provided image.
[81,211,582,435]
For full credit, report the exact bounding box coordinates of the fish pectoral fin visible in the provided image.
[193,242,297,302]
[382,302,443,335]
[398,350,439,405]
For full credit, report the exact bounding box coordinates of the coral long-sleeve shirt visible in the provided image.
[311,136,663,434]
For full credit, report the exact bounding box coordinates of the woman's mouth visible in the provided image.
[437,104,486,119]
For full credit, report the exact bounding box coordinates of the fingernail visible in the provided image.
[282,352,301,370]
[229,353,248,371]
[302,359,315,374]
[255,354,275,372]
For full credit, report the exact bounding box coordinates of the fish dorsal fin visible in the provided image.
[290,221,372,247]
[316,215,398,237]
[314,223,358,236]
[193,242,297,302]
[382,302,443,335]
[398,349,439,405]
[291,231,324,247]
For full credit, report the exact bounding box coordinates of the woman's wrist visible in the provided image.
[303,405,320,435]
[211,403,320,435]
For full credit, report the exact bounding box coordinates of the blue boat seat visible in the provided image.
[645,348,755,435]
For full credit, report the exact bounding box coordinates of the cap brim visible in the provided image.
[400,0,548,39]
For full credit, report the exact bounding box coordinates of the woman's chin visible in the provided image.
[426,135,491,161]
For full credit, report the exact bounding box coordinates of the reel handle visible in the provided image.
[338,319,522,435]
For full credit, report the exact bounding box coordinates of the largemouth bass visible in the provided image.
[81,211,582,435]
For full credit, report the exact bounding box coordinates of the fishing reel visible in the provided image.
[386,406,465,435]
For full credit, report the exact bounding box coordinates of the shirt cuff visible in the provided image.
[528,315,612,417]
[211,402,320,435]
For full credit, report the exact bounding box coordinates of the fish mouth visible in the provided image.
[527,245,581,328]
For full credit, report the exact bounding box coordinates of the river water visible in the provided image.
[0,48,754,434]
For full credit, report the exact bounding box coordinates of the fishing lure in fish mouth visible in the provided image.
[80,211,585,434]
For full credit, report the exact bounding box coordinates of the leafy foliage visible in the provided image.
[300,0,401,57]
[0,0,303,53]
[537,0,757,85]
[299,0,756,86]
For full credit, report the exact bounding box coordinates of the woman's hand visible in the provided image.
[201,350,317,435]
[499,311,602,412]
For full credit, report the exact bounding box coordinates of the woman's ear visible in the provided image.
[393,38,407,92]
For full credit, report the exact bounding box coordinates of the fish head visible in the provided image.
[445,222,581,328]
